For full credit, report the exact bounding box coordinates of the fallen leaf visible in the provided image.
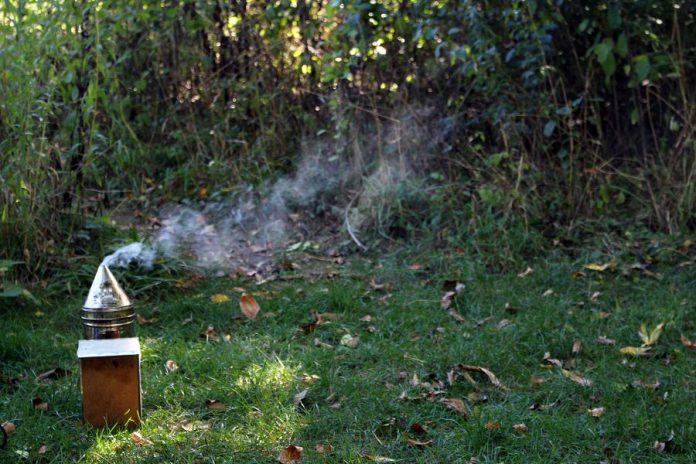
[130,431,152,446]
[457,364,502,387]
[314,338,333,348]
[369,279,390,292]
[596,336,616,346]
[206,399,225,410]
[137,313,158,325]
[590,291,601,301]
[37,444,48,455]
[496,319,512,330]
[448,308,466,322]
[467,392,488,403]
[340,334,359,348]
[561,369,593,387]
[632,379,661,390]
[620,346,651,356]
[32,396,48,410]
[542,352,563,368]
[441,398,467,416]
[638,322,665,347]
[293,389,309,407]
[359,454,397,463]
[529,400,558,411]
[240,293,260,320]
[441,290,456,310]
[570,271,586,279]
[36,368,71,381]
[408,263,423,270]
[531,375,546,386]
[201,325,219,341]
[572,340,583,354]
[485,420,501,430]
[277,445,303,463]
[1,421,16,434]
[410,422,427,434]
[679,239,692,253]
[512,423,528,433]
[583,262,611,272]
[360,315,373,322]
[542,288,554,297]
[588,407,605,417]
[315,444,333,454]
[653,431,675,454]
[406,436,433,447]
[165,360,179,373]
[681,335,696,349]
[210,293,230,303]
[517,266,534,278]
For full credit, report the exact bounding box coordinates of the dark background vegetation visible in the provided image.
[1,0,694,278]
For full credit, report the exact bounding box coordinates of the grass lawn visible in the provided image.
[2,247,696,463]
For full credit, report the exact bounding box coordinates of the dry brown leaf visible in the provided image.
[632,379,661,390]
[681,335,696,349]
[588,407,605,417]
[457,364,502,387]
[277,445,303,464]
[201,325,219,341]
[561,369,593,387]
[410,422,427,434]
[340,334,359,348]
[408,263,423,270]
[293,389,309,407]
[314,338,333,349]
[406,437,433,447]
[37,444,48,455]
[572,340,583,354]
[137,313,158,325]
[130,432,152,446]
[210,293,230,303]
[620,346,651,356]
[512,423,528,433]
[653,431,675,454]
[441,398,467,416]
[165,360,179,373]
[369,279,390,292]
[205,399,225,410]
[531,375,546,386]
[485,420,501,430]
[36,368,71,382]
[448,308,466,322]
[32,396,48,410]
[596,336,616,346]
[1,421,16,434]
[359,454,397,463]
[360,315,373,322]
[679,239,692,253]
[240,293,260,320]
[517,266,534,278]
[570,271,586,279]
[542,352,563,368]
[315,444,334,454]
[441,290,456,310]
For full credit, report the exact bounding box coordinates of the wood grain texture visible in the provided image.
[80,354,140,428]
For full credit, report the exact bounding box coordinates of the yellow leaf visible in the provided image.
[588,407,605,417]
[210,293,229,303]
[638,322,665,346]
[620,346,651,356]
[583,262,610,271]
[239,293,260,320]
[561,369,593,387]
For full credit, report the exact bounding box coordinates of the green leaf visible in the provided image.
[600,52,616,79]
[616,33,628,58]
[543,120,557,138]
[634,55,651,81]
[0,260,22,273]
[0,282,23,298]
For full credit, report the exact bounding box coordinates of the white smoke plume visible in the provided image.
[104,105,451,271]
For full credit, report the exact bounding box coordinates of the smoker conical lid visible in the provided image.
[83,265,132,309]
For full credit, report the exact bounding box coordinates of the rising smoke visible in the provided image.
[103,105,451,271]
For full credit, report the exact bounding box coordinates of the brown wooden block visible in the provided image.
[78,338,141,428]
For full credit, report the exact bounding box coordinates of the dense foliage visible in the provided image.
[1,0,694,275]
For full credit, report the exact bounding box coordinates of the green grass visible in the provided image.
[2,248,696,463]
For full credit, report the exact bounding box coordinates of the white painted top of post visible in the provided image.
[77,337,141,358]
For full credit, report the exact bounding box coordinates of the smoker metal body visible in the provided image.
[81,265,135,339]
[78,265,142,428]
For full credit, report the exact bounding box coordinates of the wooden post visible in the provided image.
[77,338,141,428]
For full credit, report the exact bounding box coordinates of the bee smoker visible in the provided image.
[77,265,142,428]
